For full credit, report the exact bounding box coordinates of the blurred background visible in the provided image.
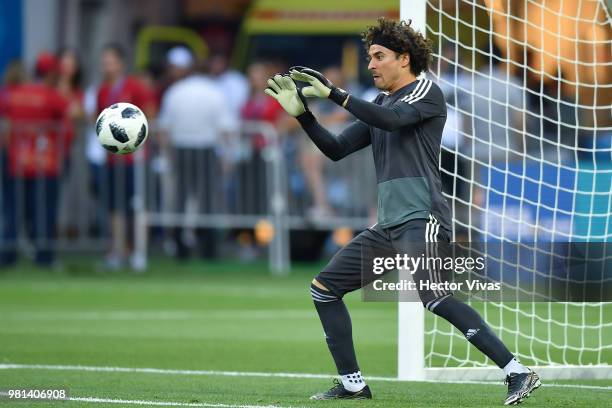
[0,0,395,272]
[0,0,610,402]
[0,0,610,273]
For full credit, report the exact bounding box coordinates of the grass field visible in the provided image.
[0,258,610,407]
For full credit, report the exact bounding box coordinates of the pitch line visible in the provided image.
[70,397,297,408]
[0,394,296,408]
[0,363,610,391]
[0,309,313,321]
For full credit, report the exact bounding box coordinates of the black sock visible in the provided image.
[312,292,359,375]
[431,295,514,368]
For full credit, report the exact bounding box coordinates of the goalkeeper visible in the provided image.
[265,18,540,406]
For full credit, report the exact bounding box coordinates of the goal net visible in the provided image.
[398,0,612,380]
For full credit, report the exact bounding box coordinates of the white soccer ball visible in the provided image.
[95,102,148,154]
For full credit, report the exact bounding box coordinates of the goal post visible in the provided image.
[397,0,612,381]
[397,0,427,382]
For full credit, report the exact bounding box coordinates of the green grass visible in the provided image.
[0,258,610,407]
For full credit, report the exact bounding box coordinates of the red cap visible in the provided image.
[35,52,58,76]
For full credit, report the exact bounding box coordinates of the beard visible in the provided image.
[373,77,386,90]
[374,80,391,92]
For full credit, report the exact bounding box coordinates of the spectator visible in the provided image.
[56,48,85,223]
[57,48,84,119]
[157,47,236,260]
[208,52,249,119]
[2,60,25,88]
[241,61,284,144]
[457,45,525,167]
[457,44,525,238]
[0,53,73,267]
[208,52,250,169]
[227,61,284,259]
[238,61,284,212]
[83,83,108,237]
[57,47,85,151]
[96,43,156,270]
[0,60,25,263]
[298,66,351,219]
[436,43,470,237]
[0,60,25,154]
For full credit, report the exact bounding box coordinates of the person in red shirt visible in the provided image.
[57,48,85,161]
[239,61,284,211]
[96,43,155,270]
[240,61,285,149]
[0,60,25,266]
[0,53,70,267]
[228,61,284,258]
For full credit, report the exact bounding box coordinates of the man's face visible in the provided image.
[367,44,409,91]
[101,50,124,80]
[247,62,269,91]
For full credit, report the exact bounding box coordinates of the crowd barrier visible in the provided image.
[0,119,377,272]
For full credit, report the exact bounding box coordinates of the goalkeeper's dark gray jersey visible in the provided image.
[297,78,452,231]
[367,78,451,229]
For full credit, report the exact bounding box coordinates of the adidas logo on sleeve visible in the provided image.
[466,328,480,340]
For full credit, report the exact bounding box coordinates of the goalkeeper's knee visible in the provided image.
[424,294,452,312]
[310,280,340,303]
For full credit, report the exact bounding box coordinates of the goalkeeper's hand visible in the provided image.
[289,66,349,107]
[264,74,309,117]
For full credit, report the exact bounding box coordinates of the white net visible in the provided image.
[425,0,612,374]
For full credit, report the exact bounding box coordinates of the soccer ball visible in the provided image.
[95,102,148,154]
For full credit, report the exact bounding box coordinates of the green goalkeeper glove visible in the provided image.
[264,74,309,117]
[289,66,349,107]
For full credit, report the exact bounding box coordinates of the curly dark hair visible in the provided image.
[362,17,433,76]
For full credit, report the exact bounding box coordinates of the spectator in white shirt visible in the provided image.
[157,47,237,259]
[208,52,249,119]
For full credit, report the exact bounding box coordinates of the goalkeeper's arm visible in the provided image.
[296,112,370,162]
[265,74,370,161]
[290,67,443,132]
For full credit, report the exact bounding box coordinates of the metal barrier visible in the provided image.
[134,120,377,273]
[0,121,111,265]
[0,118,377,272]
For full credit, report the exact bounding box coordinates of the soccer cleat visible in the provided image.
[504,370,541,405]
[310,379,372,400]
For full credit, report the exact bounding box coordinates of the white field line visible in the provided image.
[0,393,297,408]
[0,363,610,391]
[69,397,297,408]
[0,310,314,321]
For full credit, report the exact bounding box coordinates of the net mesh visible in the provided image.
[425,0,612,369]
